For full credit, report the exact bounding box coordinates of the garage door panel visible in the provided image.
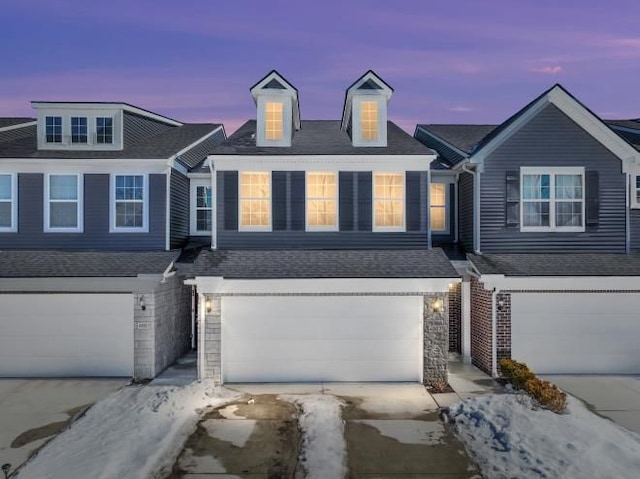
[222,296,422,382]
[511,293,640,374]
[0,294,134,377]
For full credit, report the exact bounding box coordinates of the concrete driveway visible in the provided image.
[545,375,640,434]
[0,379,127,475]
[167,383,480,478]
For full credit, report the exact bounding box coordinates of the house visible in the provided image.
[415,85,640,376]
[0,102,225,379]
[188,71,460,386]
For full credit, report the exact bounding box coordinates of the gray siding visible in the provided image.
[432,183,456,246]
[480,104,626,253]
[170,171,189,248]
[216,170,429,249]
[123,112,173,144]
[630,210,640,251]
[458,172,474,252]
[0,173,166,250]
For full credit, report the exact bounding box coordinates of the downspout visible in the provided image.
[491,287,498,378]
[207,157,217,250]
[626,172,631,254]
[427,169,432,249]
[190,285,196,350]
[165,169,172,251]
[461,164,480,253]
[454,172,459,244]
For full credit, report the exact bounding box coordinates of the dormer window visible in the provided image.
[250,71,300,147]
[71,117,88,144]
[265,102,283,141]
[360,101,378,141]
[341,71,393,147]
[45,116,62,143]
[97,117,113,144]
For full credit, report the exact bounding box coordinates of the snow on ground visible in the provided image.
[281,394,346,479]
[16,382,240,479]
[447,393,640,479]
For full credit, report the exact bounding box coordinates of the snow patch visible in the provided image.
[281,394,346,479]
[217,404,245,419]
[201,418,256,447]
[448,393,640,479]
[355,419,444,445]
[16,382,240,479]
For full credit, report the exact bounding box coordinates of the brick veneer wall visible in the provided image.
[200,296,222,384]
[470,277,493,374]
[133,275,192,380]
[448,283,462,353]
[496,292,511,363]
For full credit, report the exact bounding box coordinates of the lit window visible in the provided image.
[196,185,212,232]
[374,172,404,229]
[521,168,584,231]
[71,117,88,143]
[265,102,283,141]
[45,116,62,143]
[112,175,147,231]
[46,174,82,231]
[360,101,378,141]
[0,174,16,232]
[430,183,447,231]
[307,172,337,229]
[240,172,271,229]
[96,117,113,144]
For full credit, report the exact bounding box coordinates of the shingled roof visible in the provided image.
[193,248,459,279]
[0,118,35,129]
[208,120,435,156]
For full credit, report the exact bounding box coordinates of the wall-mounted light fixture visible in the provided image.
[205,297,212,314]
[431,297,444,313]
[139,296,146,311]
[497,299,505,312]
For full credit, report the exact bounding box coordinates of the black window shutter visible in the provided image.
[223,171,238,230]
[272,172,287,231]
[290,171,305,230]
[339,172,354,231]
[585,170,599,229]
[357,172,372,231]
[406,171,421,231]
[505,170,520,228]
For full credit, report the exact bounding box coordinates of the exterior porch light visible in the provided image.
[139,296,146,311]
[205,297,212,313]
[431,298,444,313]
[2,463,11,479]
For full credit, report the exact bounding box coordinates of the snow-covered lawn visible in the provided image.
[448,393,640,479]
[281,394,346,479]
[16,383,239,479]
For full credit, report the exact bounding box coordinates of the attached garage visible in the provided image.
[511,292,640,374]
[221,295,423,382]
[0,294,134,377]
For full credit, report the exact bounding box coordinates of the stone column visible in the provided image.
[200,295,222,384]
[423,293,449,387]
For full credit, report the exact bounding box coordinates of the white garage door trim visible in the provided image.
[221,295,423,383]
[0,293,134,377]
[511,292,640,374]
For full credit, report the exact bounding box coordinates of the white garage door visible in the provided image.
[222,296,423,382]
[0,294,134,377]
[511,292,640,374]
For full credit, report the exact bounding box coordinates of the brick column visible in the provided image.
[423,293,449,387]
[200,295,222,384]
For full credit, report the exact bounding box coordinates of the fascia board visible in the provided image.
[210,155,436,171]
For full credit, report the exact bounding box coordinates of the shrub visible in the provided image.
[499,358,567,414]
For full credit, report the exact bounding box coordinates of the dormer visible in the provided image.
[341,70,393,147]
[31,101,182,151]
[250,71,300,147]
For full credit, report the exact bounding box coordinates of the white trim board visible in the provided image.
[210,155,435,171]
[477,274,640,291]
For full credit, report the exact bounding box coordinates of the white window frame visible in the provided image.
[372,172,406,232]
[520,166,585,232]
[430,182,449,234]
[95,116,114,145]
[44,173,83,233]
[70,116,88,144]
[238,171,272,231]
[351,96,387,147]
[110,173,149,233]
[190,178,213,236]
[45,116,63,144]
[0,173,17,233]
[305,171,339,231]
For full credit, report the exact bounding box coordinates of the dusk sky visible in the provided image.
[2,0,639,134]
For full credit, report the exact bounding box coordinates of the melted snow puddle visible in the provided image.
[179,448,230,474]
[201,418,256,447]
[355,419,445,445]
[217,404,246,419]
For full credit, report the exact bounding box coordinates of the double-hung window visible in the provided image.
[521,167,584,231]
[96,117,113,144]
[190,180,212,235]
[430,183,447,232]
[373,172,405,231]
[360,101,378,141]
[45,116,62,143]
[111,174,148,232]
[45,174,82,232]
[71,117,88,144]
[0,174,17,232]
[239,172,271,230]
[306,172,337,230]
[265,102,283,141]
